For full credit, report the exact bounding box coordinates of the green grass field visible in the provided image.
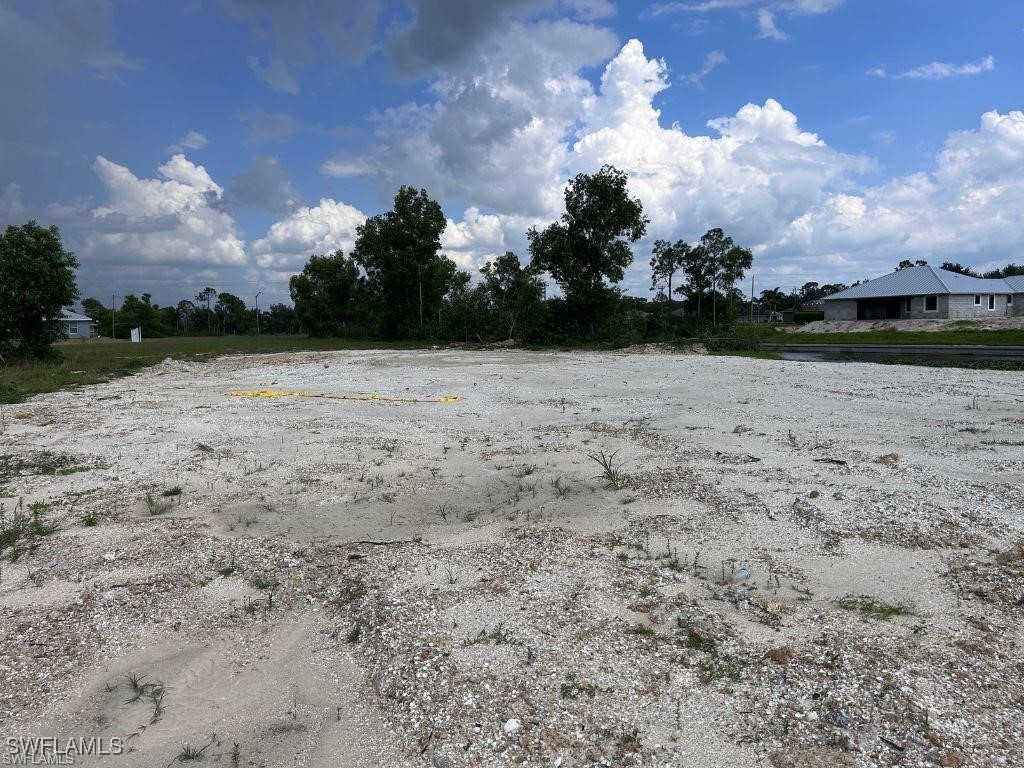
[756,327,1024,346]
[0,336,425,405]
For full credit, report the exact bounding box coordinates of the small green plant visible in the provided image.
[697,656,742,684]
[684,629,717,654]
[836,594,915,620]
[628,624,656,638]
[162,486,183,497]
[81,509,101,527]
[346,624,362,644]
[588,449,627,490]
[144,492,173,516]
[462,622,521,647]
[560,674,599,700]
[550,476,572,499]
[1,498,59,558]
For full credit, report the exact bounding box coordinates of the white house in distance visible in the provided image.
[60,310,97,339]
[823,265,1024,321]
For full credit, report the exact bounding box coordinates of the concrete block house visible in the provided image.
[823,265,1024,321]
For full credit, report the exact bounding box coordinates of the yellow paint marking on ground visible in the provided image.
[229,389,461,404]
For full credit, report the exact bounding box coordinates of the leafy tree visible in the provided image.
[649,239,689,299]
[699,228,753,323]
[176,299,197,334]
[215,292,248,334]
[0,221,79,358]
[262,303,296,334]
[289,250,365,337]
[479,252,544,340]
[195,286,217,333]
[116,294,171,338]
[941,262,978,277]
[351,186,455,338]
[982,263,1024,278]
[528,165,648,335]
[896,259,928,270]
[674,244,716,319]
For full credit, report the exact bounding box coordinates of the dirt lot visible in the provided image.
[1,349,1022,767]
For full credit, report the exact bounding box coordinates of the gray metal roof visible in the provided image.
[824,265,1018,301]
[60,310,93,322]
[1005,275,1024,292]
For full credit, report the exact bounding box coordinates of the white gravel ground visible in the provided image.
[1,348,1022,768]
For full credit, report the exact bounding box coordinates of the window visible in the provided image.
[905,297,912,312]
[925,295,937,312]
[1009,295,1014,305]
[989,295,995,310]
[974,295,981,305]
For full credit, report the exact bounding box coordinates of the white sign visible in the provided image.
[130,327,142,343]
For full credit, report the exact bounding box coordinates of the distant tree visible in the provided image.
[117,294,170,338]
[479,252,545,340]
[289,250,365,337]
[529,165,648,335]
[759,287,786,312]
[941,262,978,277]
[896,259,928,270]
[983,263,1024,278]
[649,239,689,299]
[352,186,455,338]
[0,221,80,359]
[262,303,296,334]
[214,292,248,334]
[195,286,217,333]
[701,228,753,323]
[674,243,716,320]
[176,299,197,334]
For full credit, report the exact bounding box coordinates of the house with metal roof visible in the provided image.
[60,310,97,339]
[823,265,1024,321]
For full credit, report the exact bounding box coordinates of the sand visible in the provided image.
[1,349,1021,767]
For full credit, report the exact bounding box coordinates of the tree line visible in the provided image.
[288,166,756,344]
[3,165,768,358]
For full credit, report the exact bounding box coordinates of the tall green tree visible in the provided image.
[289,250,365,337]
[0,221,79,358]
[528,165,648,335]
[215,292,248,334]
[649,239,690,300]
[195,286,217,333]
[351,186,455,338]
[479,252,544,340]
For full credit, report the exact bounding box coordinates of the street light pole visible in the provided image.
[255,291,262,335]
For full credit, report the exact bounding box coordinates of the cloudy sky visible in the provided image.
[2,0,1023,307]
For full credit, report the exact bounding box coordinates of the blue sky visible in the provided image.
[2,0,1022,307]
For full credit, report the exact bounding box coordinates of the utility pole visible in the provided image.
[254,291,262,335]
[750,275,754,323]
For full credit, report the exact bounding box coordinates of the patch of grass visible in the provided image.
[461,622,521,647]
[697,656,742,684]
[836,594,915,620]
[81,509,101,527]
[560,674,599,700]
[756,326,1024,346]
[0,498,59,557]
[981,439,1024,446]
[683,628,717,654]
[0,336,432,405]
[0,452,91,483]
[143,492,174,516]
[162,486,183,497]
[627,624,656,638]
[588,449,627,490]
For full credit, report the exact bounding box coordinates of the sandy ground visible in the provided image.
[1,349,1022,768]
[794,317,1024,333]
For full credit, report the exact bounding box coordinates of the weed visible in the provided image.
[462,622,521,647]
[697,656,742,684]
[162,486,183,497]
[588,449,627,490]
[560,674,599,700]
[628,624,656,638]
[144,492,173,516]
[81,509,101,527]
[836,594,915,620]
[550,476,572,499]
[346,624,362,644]
[0,498,59,558]
[684,629,717,654]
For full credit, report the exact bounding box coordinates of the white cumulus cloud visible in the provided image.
[250,198,367,269]
[81,154,246,267]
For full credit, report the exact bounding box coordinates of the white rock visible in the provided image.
[502,718,521,735]
[102,552,116,562]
